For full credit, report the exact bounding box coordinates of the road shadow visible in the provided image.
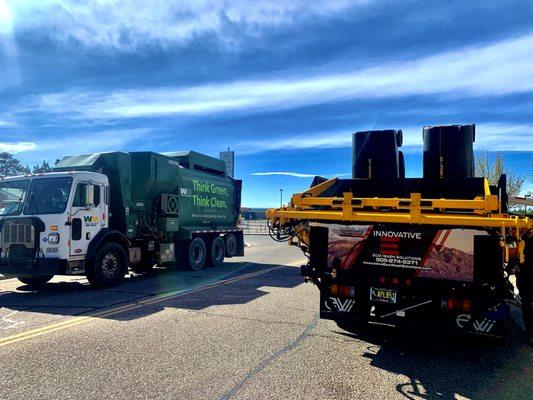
[0,261,304,322]
[334,319,532,400]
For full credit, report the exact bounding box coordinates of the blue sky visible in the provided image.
[0,0,532,207]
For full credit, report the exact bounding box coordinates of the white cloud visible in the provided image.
[1,128,151,167]
[0,119,15,127]
[237,127,422,154]
[7,0,367,49]
[473,123,533,151]
[237,123,533,154]
[28,32,533,121]
[252,171,350,178]
[251,172,319,178]
[37,128,152,153]
[0,141,37,153]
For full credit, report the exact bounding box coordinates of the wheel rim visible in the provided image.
[101,252,121,278]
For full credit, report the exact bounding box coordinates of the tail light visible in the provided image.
[330,284,355,297]
[447,298,472,312]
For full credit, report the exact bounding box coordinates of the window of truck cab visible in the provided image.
[72,182,101,207]
[0,179,29,216]
[23,177,73,215]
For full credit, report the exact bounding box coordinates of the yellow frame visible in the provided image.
[267,178,532,244]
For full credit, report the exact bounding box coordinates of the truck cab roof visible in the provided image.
[0,171,108,184]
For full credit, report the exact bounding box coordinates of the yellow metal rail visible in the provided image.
[267,178,532,236]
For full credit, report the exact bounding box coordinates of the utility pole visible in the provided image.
[280,189,283,208]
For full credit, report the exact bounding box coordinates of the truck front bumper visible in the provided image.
[0,258,63,278]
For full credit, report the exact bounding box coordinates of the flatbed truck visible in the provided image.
[267,125,532,339]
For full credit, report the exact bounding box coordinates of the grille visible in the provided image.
[1,221,34,248]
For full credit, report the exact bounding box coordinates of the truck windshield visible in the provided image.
[23,177,73,215]
[0,180,29,216]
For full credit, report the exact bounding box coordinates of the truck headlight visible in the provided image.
[48,233,60,244]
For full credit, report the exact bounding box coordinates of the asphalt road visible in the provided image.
[0,235,531,400]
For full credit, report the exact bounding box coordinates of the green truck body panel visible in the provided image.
[55,151,241,240]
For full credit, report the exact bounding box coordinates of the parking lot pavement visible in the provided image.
[0,235,532,400]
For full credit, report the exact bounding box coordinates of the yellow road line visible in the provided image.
[0,259,306,348]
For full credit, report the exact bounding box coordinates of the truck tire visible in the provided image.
[17,275,53,288]
[225,234,238,258]
[87,242,127,288]
[184,237,207,271]
[209,237,225,267]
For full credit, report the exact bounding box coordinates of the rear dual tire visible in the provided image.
[224,234,238,258]
[182,236,225,271]
[183,237,207,271]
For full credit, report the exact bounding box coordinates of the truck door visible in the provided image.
[70,182,104,257]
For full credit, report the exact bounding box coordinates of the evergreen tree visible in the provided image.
[0,152,30,177]
[32,160,52,174]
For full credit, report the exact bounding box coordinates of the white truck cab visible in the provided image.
[0,171,112,286]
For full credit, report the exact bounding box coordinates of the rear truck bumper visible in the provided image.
[0,258,64,278]
[319,290,509,338]
[320,289,509,338]
[303,265,510,339]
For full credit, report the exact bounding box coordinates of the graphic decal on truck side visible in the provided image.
[456,314,496,333]
[315,223,484,282]
[324,297,355,313]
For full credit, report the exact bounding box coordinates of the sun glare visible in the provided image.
[0,0,14,34]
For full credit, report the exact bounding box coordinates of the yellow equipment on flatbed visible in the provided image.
[267,125,532,339]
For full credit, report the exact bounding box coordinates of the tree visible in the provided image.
[0,152,31,178]
[475,150,525,206]
[32,160,52,174]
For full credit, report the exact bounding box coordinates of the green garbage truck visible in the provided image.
[0,151,244,288]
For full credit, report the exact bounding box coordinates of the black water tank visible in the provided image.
[352,130,403,179]
[423,124,475,179]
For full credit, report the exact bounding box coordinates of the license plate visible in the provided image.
[370,287,397,304]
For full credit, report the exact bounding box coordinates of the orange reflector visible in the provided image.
[330,284,338,295]
[50,225,58,231]
[379,276,386,284]
[392,277,399,285]
[462,300,472,313]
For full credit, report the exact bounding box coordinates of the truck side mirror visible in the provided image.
[85,184,95,210]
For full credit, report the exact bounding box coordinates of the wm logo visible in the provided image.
[83,216,99,223]
[326,297,355,313]
[472,318,495,333]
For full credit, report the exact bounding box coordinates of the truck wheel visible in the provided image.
[209,237,225,267]
[87,242,127,288]
[17,275,53,287]
[184,237,206,271]
[225,234,238,258]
